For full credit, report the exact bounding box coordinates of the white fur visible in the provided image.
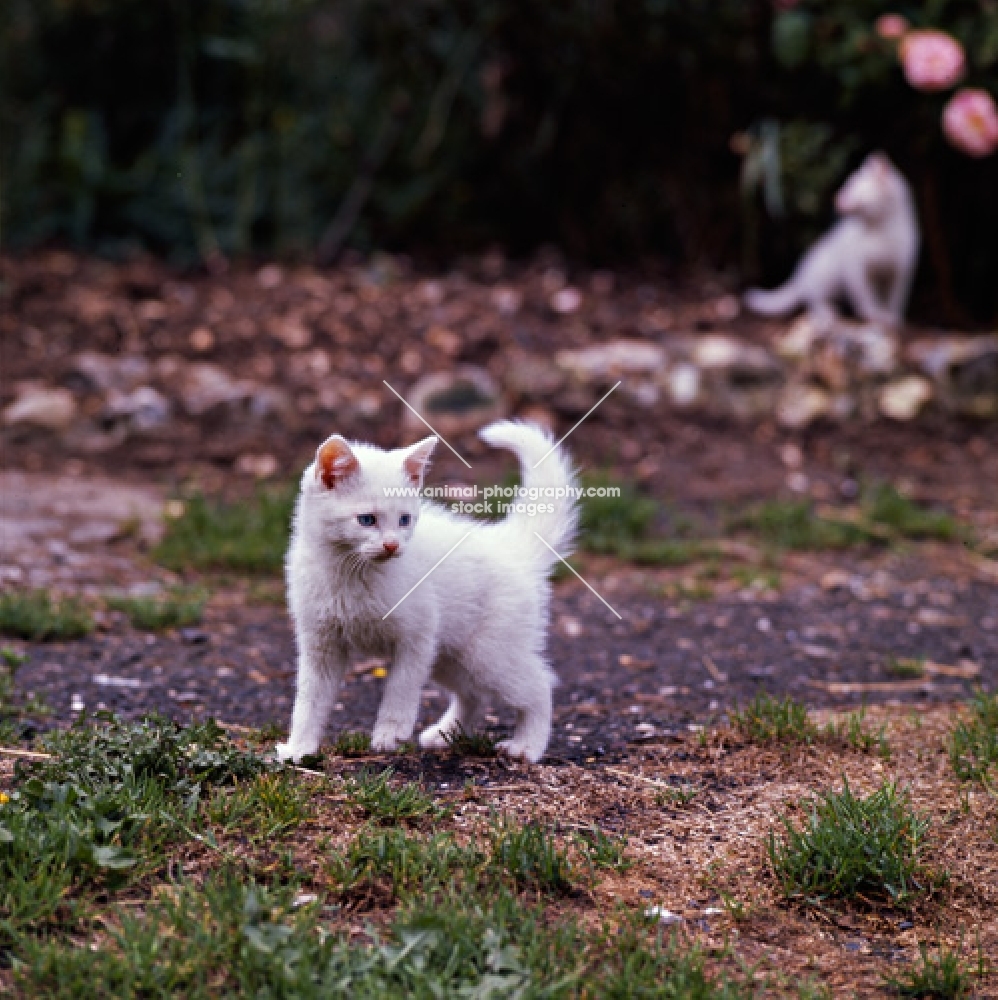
[276,420,579,764]
[744,152,919,327]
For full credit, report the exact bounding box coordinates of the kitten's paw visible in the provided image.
[497,738,544,764]
[370,731,402,753]
[418,725,450,750]
[275,742,314,763]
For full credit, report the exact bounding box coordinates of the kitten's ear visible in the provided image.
[316,435,360,489]
[402,436,437,486]
[869,152,891,176]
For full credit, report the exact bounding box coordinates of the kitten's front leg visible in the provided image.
[276,640,345,762]
[371,637,436,752]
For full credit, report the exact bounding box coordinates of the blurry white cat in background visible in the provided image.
[276,420,578,765]
[743,152,919,328]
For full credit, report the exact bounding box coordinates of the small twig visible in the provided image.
[702,654,728,684]
[605,766,673,791]
[215,721,256,735]
[290,766,326,779]
[0,747,53,761]
[924,659,980,680]
[808,678,931,695]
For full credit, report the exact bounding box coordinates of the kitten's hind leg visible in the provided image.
[419,686,487,750]
[277,642,344,762]
[843,263,893,325]
[493,655,553,764]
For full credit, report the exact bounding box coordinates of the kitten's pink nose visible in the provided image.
[382,540,399,555]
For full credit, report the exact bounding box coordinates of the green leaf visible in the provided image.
[91,845,138,869]
[772,12,811,69]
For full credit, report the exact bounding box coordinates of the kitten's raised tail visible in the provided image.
[743,283,801,317]
[478,419,580,566]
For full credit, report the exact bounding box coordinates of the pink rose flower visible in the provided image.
[942,88,998,158]
[875,14,909,41]
[899,29,965,92]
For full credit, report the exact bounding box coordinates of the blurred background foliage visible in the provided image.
[2,0,997,322]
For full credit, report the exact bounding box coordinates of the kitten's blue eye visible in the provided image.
[399,514,411,527]
[357,514,377,527]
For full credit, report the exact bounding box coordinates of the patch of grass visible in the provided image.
[949,692,998,783]
[884,939,974,998]
[731,692,817,744]
[579,476,659,555]
[106,586,207,631]
[333,730,372,757]
[732,694,890,757]
[573,825,632,872]
[887,656,927,680]
[655,782,702,808]
[865,484,961,542]
[206,770,313,839]
[1,647,28,670]
[732,565,782,591]
[15,873,752,999]
[629,537,707,567]
[0,649,31,743]
[578,477,707,567]
[796,979,833,1000]
[344,767,441,824]
[328,827,481,897]
[441,724,499,757]
[0,590,93,641]
[0,715,268,949]
[489,818,572,893]
[154,487,296,574]
[768,778,930,905]
[827,706,891,758]
[729,500,871,551]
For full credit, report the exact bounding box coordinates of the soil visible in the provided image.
[3,251,998,995]
[2,251,997,751]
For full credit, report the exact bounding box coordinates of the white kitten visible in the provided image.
[275,420,579,764]
[744,152,919,327]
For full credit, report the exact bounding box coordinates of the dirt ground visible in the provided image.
[2,251,998,994]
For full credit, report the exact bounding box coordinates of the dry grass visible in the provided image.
[2,702,996,997]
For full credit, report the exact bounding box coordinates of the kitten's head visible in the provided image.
[835,152,903,220]
[302,433,437,564]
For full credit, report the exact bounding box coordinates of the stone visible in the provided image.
[691,336,785,421]
[777,382,831,429]
[176,363,256,417]
[774,315,820,360]
[256,263,284,289]
[549,287,582,314]
[879,376,933,421]
[504,354,565,400]
[908,335,998,417]
[831,321,898,375]
[67,351,152,394]
[103,386,172,432]
[555,340,666,382]
[235,453,279,478]
[403,367,506,441]
[664,362,701,408]
[3,386,78,431]
[189,326,215,352]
